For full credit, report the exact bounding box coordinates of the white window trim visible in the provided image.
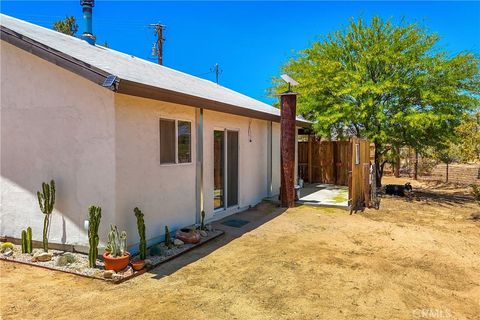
[160,118,193,166]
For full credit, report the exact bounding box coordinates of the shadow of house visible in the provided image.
[147,203,287,279]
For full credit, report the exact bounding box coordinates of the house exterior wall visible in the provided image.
[0,41,116,246]
[114,96,281,249]
[0,40,286,249]
[202,110,273,221]
[114,94,197,247]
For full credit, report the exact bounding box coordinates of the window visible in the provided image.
[159,118,191,164]
[178,121,191,163]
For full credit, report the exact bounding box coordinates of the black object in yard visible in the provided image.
[221,219,250,228]
[384,183,413,197]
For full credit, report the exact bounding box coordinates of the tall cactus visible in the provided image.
[165,225,172,249]
[88,206,102,268]
[37,180,55,252]
[134,207,147,260]
[26,227,32,253]
[200,210,206,230]
[21,227,33,254]
[21,229,27,253]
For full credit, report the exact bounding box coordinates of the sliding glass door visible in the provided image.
[214,130,238,211]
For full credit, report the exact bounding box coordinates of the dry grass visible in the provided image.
[1,176,479,320]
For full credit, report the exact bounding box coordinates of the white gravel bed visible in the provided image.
[0,229,224,281]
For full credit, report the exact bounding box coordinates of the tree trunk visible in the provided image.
[394,146,400,178]
[413,150,418,180]
[446,162,449,183]
[374,143,383,187]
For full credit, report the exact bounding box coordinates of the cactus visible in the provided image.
[200,210,206,230]
[88,206,102,268]
[105,225,127,257]
[134,207,147,260]
[26,227,32,253]
[164,225,172,249]
[21,229,27,253]
[37,180,55,252]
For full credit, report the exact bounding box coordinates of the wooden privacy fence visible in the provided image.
[298,137,372,211]
[298,140,351,186]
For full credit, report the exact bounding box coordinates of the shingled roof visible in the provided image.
[0,14,308,126]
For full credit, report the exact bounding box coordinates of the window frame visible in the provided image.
[159,118,192,166]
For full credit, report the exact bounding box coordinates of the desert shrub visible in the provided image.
[0,242,14,252]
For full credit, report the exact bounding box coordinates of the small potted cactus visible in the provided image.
[103,225,130,271]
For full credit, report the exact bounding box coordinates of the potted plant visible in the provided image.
[103,225,130,271]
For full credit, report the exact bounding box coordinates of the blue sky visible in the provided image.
[2,1,479,104]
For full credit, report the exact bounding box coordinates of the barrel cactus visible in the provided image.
[88,206,102,268]
[134,207,147,260]
[37,180,55,252]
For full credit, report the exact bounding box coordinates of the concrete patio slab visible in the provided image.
[298,184,349,207]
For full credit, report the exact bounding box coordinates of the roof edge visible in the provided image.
[0,25,310,127]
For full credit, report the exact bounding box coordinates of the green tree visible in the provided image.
[272,17,480,185]
[450,112,480,162]
[53,16,78,36]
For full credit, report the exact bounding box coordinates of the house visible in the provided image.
[0,14,307,251]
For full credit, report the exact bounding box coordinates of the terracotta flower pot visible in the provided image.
[103,252,130,271]
[175,228,201,244]
[131,260,145,271]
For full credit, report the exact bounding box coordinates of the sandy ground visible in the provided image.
[1,177,479,320]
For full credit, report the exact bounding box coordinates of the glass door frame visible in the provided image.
[213,128,239,213]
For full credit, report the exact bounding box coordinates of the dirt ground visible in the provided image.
[1,177,479,320]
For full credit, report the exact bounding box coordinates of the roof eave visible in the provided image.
[0,25,310,127]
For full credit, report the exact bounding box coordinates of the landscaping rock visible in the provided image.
[3,248,13,257]
[471,212,480,220]
[103,270,115,279]
[144,259,152,268]
[199,230,208,237]
[118,266,133,277]
[173,239,184,247]
[112,274,123,281]
[32,252,53,262]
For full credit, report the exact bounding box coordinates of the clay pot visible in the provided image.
[103,252,130,271]
[175,228,201,244]
[131,260,145,271]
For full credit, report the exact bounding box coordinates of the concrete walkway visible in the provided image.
[297,183,349,207]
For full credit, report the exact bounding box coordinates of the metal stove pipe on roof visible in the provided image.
[80,0,96,45]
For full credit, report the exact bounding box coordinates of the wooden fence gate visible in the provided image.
[298,138,372,211]
[348,138,371,212]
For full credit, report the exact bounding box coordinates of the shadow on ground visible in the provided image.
[146,203,287,280]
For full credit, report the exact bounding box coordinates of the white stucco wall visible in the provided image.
[114,94,197,247]
[114,97,280,247]
[0,40,286,249]
[271,122,281,196]
[0,41,116,246]
[203,110,271,221]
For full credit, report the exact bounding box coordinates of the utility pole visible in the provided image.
[150,23,165,65]
[211,63,222,84]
